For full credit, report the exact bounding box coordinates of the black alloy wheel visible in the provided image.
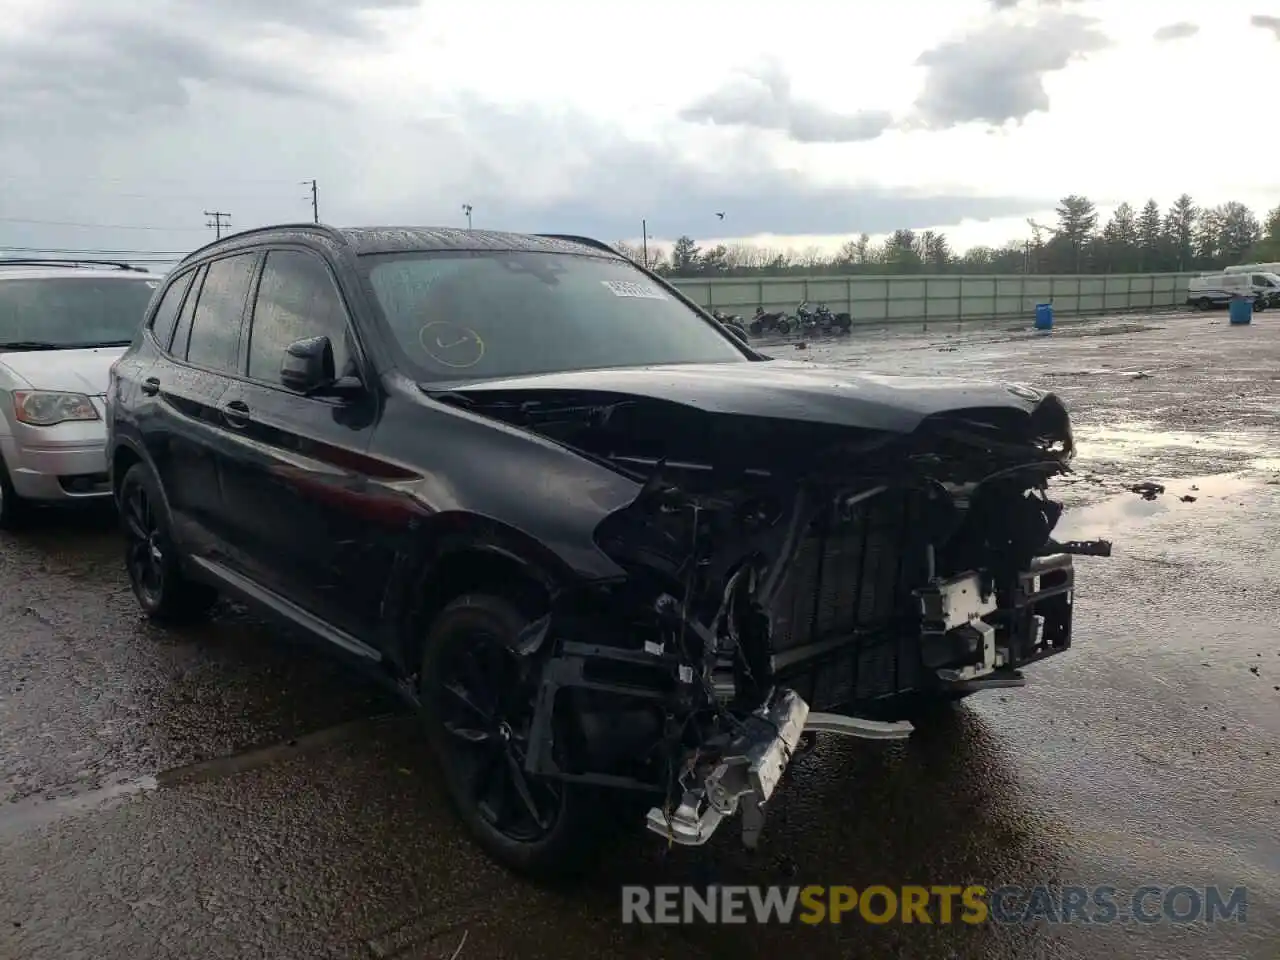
[437,624,561,842]
[117,462,217,623]
[122,477,165,607]
[422,594,597,875]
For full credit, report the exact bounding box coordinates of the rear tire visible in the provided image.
[775,319,791,335]
[118,462,218,624]
[0,457,32,531]
[419,593,603,878]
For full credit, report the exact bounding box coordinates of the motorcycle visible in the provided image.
[711,309,750,343]
[814,303,853,333]
[796,300,852,335]
[748,306,791,336]
[795,300,820,333]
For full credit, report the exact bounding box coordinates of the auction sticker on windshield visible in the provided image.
[601,279,668,300]
[419,320,485,368]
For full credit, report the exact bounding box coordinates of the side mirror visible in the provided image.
[280,336,335,393]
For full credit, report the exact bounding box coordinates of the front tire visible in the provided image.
[118,462,218,624]
[420,593,601,877]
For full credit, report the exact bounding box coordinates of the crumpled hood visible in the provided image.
[0,346,125,394]
[440,360,1054,434]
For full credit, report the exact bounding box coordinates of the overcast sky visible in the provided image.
[1,0,1277,264]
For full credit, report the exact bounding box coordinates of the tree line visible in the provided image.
[616,195,1280,278]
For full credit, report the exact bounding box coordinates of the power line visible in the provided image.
[0,245,191,256]
[0,215,208,232]
[0,173,302,186]
[0,188,307,203]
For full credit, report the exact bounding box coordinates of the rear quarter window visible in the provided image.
[149,271,195,349]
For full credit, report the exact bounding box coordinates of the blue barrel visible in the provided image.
[1034,302,1054,330]
[1229,296,1253,325]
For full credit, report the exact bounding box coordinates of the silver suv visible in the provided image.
[0,259,163,528]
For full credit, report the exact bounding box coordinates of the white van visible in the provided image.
[1186,271,1280,310]
[1223,262,1280,276]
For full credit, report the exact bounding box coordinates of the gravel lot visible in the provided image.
[2,310,1277,960]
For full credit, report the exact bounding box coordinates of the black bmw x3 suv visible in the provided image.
[107,223,1109,875]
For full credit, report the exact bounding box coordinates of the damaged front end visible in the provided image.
[469,385,1111,851]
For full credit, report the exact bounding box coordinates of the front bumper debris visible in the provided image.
[643,691,919,850]
[646,687,809,848]
[804,713,914,739]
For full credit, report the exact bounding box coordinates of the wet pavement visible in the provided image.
[2,310,1278,959]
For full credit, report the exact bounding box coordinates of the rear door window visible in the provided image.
[150,271,194,349]
[246,249,353,387]
[186,253,258,372]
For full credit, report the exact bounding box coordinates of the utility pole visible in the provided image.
[461,203,472,229]
[301,179,319,223]
[641,219,648,268]
[204,210,231,239]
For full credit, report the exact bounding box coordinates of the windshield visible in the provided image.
[362,251,749,383]
[0,276,158,348]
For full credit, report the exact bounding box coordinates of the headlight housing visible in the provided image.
[11,390,100,426]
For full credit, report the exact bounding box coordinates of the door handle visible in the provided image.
[219,399,251,428]
[140,377,160,397]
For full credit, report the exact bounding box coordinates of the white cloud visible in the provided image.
[1152,21,1200,41]
[1251,14,1280,40]
[678,60,895,143]
[912,9,1113,128]
[0,0,1276,259]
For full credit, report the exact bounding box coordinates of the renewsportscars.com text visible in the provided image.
[620,884,1248,925]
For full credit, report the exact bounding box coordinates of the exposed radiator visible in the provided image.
[769,489,931,708]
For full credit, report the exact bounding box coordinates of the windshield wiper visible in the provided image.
[0,340,131,351]
[419,384,474,407]
[0,341,64,351]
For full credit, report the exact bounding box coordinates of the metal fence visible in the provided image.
[669,272,1201,324]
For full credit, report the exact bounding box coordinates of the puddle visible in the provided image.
[1076,421,1268,459]
[1057,473,1263,541]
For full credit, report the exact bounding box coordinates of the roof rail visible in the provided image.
[534,234,624,256]
[177,222,348,266]
[0,258,150,272]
